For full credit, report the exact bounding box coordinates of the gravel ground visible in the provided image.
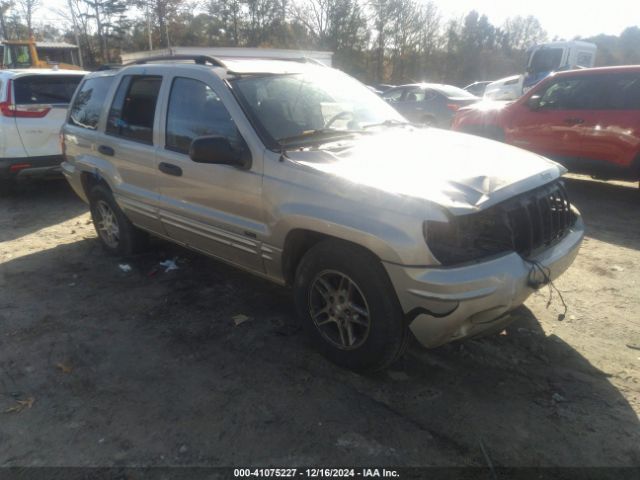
[0,175,638,468]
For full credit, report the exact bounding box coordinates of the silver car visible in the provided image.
[62,56,584,371]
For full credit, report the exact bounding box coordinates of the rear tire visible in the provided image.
[88,184,147,256]
[293,240,408,372]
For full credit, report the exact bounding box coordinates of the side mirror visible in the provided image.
[189,135,250,168]
[527,95,542,110]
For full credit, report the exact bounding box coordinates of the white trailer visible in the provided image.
[120,47,333,67]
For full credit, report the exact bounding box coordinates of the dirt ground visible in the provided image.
[0,174,639,468]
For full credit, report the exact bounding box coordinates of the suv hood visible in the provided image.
[285,128,565,214]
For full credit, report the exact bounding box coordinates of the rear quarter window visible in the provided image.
[14,75,83,105]
[69,76,115,130]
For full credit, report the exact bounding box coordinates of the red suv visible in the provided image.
[452,66,640,183]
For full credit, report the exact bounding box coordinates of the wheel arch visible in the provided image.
[81,170,112,199]
[281,229,387,286]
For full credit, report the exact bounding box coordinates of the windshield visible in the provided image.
[529,48,564,74]
[4,45,32,68]
[231,69,406,147]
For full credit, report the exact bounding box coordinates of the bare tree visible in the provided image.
[16,0,39,36]
[136,0,183,49]
[502,15,547,51]
[0,1,12,39]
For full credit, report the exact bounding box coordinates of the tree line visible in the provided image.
[1,0,639,87]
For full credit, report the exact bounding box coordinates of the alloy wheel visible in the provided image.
[308,270,371,350]
[95,200,120,249]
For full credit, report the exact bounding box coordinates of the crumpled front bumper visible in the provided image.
[383,211,584,348]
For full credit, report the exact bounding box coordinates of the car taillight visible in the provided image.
[446,103,460,111]
[0,103,52,118]
[9,163,32,173]
[0,80,51,118]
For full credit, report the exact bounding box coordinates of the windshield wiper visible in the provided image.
[362,119,415,129]
[278,128,365,147]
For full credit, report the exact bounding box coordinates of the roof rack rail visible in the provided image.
[124,54,227,68]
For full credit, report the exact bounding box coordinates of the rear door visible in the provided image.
[12,74,83,157]
[568,73,640,171]
[97,74,165,232]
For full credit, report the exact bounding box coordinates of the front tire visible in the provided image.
[294,240,408,371]
[89,184,147,256]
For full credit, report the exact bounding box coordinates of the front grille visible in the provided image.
[425,180,576,265]
[503,180,574,257]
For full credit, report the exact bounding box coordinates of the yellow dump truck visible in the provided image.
[1,38,82,70]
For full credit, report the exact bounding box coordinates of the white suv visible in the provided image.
[0,69,86,192]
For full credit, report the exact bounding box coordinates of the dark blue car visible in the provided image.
[382,83,480,128]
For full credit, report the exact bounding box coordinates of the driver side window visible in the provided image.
[382,88,404,102]
[165,77,242,154]
[404,89,426,103]
[538,77,600,110]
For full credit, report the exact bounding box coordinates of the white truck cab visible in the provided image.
[484,41,597,101]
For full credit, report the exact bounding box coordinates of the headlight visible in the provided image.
[423,209,514,266]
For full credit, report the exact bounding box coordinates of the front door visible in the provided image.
[155,74,265,273]
[506,76,589,160]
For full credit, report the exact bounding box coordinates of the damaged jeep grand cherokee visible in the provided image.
[61,55,584,371]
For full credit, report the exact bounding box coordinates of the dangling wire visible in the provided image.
[524,258,568,321]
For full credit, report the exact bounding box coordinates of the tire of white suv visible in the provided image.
[89,185,147,256]
[293,240,408,371]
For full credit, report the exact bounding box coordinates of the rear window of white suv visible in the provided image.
[14,75,82,105]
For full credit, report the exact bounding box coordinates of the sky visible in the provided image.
[434,0,638,39]
[36,0,639,41]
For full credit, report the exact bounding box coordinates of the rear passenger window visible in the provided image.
[165,77,241,154]
[14,75,82,105]
[603,75,640,110]
[69,76,114,130]
[107,75,162,144]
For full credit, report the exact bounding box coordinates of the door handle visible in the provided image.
[98,145,115,156]
[564,117,585,125]
[158,162,183,177]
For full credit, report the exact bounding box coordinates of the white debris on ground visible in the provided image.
[159,258,179,272]
[233,314,251,326]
